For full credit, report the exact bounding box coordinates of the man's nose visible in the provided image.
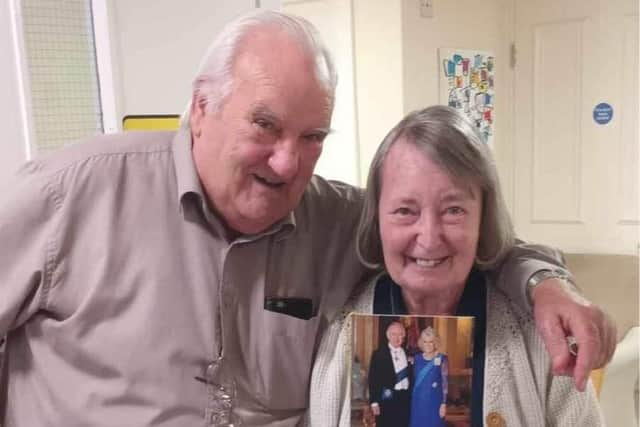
[268,140,300,181]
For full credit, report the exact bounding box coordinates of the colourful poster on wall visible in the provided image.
[439,48,495,144]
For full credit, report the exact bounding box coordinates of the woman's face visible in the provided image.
[421,336,437,354]
[378,139,482,302]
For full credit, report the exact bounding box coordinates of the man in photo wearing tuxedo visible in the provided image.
[368,321,411,427]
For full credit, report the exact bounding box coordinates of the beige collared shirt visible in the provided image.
[0,129,367,426]
[0,129,567,426]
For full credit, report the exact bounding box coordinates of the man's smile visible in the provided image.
[252,173,285,189]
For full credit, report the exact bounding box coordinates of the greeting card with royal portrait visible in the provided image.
[348,314,475,427]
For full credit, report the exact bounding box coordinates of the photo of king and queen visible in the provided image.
[350,314,474,427]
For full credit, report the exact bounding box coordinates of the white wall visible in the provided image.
[108,0,257,119]
[0,1,28,185]
[352,0,515,201]
[351,0,639,254]
[110,0,359,185]
[283,0,360,186]
[400,0,515,211]
[353,0,404,185]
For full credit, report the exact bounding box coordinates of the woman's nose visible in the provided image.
[415,213,444,248]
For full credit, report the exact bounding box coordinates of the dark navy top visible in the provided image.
[373,269,487,427]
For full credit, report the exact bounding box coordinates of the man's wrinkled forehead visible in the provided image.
[233,25,303,72]
[387,322,405,334]
[233,24,334,99]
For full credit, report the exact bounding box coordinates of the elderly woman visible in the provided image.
[306,106,604,426]
[410,327,447,427]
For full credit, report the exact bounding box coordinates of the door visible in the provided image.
[513,0,638,254]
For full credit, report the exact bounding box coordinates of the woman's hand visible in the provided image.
[439,403,446,418]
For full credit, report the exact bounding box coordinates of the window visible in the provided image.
[20,0,103,153]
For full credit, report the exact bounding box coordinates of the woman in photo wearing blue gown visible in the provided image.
[410,327,448,427]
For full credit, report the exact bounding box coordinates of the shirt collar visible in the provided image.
[172,127,203,206]
[171,127,297,241]
[388,343,404,353]
[234,213,296,244]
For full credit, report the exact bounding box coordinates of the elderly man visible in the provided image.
[0,9,614,427]
[368,322,412,427]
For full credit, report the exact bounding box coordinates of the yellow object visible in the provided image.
[590,368,604,397]
[122,115,181,131]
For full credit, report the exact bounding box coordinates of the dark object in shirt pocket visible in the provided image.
[264,297,314,320]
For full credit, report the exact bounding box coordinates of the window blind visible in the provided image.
[21,0,103,153]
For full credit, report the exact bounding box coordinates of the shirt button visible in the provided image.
[205,361,220,381]
[486,411,506,427]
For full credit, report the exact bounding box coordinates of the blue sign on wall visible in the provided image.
[593,103,613,125]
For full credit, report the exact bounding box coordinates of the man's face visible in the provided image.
[190,28,333,235]
[386,323,406,348]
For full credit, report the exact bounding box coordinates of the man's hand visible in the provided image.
[532,277,617,391]
[364,405,378,427]
[370,404,380,416]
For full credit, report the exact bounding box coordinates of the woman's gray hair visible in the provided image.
[181,9,337,128]
[356,105,515,270]
[420,326,438,340]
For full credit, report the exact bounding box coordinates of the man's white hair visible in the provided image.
[181,9,337,129]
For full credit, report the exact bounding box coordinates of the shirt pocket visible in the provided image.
[251,310,320,410]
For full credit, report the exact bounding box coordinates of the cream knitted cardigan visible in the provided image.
[305,275,605,426]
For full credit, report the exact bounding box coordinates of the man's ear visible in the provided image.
[189,91,207,138]
[190,75,216,136]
